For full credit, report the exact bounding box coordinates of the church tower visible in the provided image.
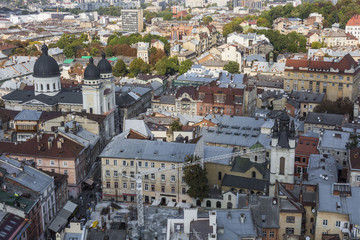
[269,111,296,196]
[33,44,61,96]
[82,57,106,115]
[97,52,116,113]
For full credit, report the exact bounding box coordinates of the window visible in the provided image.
[145,162,148,167]
[151,185,155,191]
[255,156,258,162]
[252,171,256,178]
[63,161,68,167]
[262,231,267,237]
[182,188,186,194]
[151,162,155,168]
[161,163,165,168]
[286,216,295,223]
[50,160,55,166]
[356,175,360,182]
[218,171,222,180]
[228,195,231,201]
[130,161,134,166]
[38,159,42,165]
[336,221,341,227]
[106,170,110,177]
[171,187,175,193]
[123,160,127,166]
[171,175,175,182]
[122,171,126,176]
[64,170,68,175]
[130,171,135,178]
[270,232,274,238]
[131,183,135,190]
[151,173,155,180]
[106,182,110,188]
[302,157,306,163]
[123,182,127,189]
[161,174,165,181]
[114,171,118,177]
[280,157,285,175]
[161,186,165,192]
[106,159,109,165]
[323,219,328,226]
[144,184,148,191]
[138,161,142,167]
[286,228,294,234]
[114,160,117,166]
[114,182,118,188]
[51,169,55,173]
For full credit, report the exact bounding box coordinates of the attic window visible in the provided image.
[334,133,342,138]
[154,150,158,155]
[120,150,124,153]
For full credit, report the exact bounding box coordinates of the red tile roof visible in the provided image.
[347,15,360,26]
[0,133,84,159]
[286,54,358,73]
[295,136,319,156]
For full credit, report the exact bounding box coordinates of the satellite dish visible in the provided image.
[311,209,315,213]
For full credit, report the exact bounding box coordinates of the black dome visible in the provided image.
[97,52,112,74]
[84,57,100,80]
[33,44,60,78]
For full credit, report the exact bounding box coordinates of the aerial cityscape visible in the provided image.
[0,0,359,239]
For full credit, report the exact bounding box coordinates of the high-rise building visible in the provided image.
[121,9,144,33]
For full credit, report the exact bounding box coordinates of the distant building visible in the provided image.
[121,9,144,32]
[345,15,360,43]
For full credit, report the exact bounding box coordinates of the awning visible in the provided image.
[81,56,92,59]
[84,178,94,185]
[48,201,78,233]
[64,59,74,64]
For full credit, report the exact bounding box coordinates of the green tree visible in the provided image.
[104,47,113,57]
[179,59,193,75]
[163,12,173,20]
[202,16,213,25]
[113,59,127,77]
[224,61,240,74]
[63,45,75,58]
[90,47,99,56]
[155,57,179,76]
[183,155,209,201]
[170,120,182,131]
[313,97,353,118]
[346,134,359,149]
[129,58,150,76]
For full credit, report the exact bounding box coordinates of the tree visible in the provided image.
[183,155,209,201]
[170,120,182,132]
[155,57,179,76]
[129,58,150,76]
[346,134,359,149]
[313,97,353,118]
[149,48,166,66]
[63,45,75,58]
[179,59,193,75]
[224,61,240,74]
[202,16,213,25]
[113,59,127,77]
[104,47,113,57]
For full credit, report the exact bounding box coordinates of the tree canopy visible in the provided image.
[313,97,353,118]
[179,60,193,75]
[113,59,127,77]
[224,61,240,74]
[183,155,209,201]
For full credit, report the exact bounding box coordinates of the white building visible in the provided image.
[220,44,243,72]
[227,33,269,47]
[345,15,360,43]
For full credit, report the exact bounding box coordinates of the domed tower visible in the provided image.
[33,44,61,96]
[82,57,106,115]
[97,52,116,113]
[269,111,296,196]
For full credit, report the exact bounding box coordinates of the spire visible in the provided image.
[41,44,48,56]
[89,57,94,65]
[101,52,106,59]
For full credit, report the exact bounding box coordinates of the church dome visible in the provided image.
[84,57,100,80]
[33,44,60,78]
[97,52,112,74]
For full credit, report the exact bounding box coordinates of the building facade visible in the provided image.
[121,9,144,32]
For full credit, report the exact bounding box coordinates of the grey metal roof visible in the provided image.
[305,154,339,185]
[290,91,325,103]
[14,109,41,121]
[2,89,83,105]
[305,112,345,126]
[48,201,78,233]
[248,196,280,229]
[216,209,257,239]
[319,130,350,150]
[318,183,360,224]
[222,174,269,191]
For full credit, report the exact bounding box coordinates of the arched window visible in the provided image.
[252,171,256,178]
[280,157,285,175]
[216,201,221,208]
[218,171,222,180]
[53,83,56,90]
[40,84,43,91]
[47,84,50,90]
[206,200,211,208]
[196,199,201,206]
[255,156,258,162]
[228,195,231,201]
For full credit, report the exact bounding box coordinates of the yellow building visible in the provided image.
[99,135,233,204]
[284,54,360,101]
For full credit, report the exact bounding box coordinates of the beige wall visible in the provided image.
[278,212,303,237]
[315,211,349,240]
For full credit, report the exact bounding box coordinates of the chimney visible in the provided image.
[72,121,77,134]
[48,138,53,150]
[240,213,246,224]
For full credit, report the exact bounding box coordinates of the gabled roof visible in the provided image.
[346,15,360,26]
[14,109,41,121]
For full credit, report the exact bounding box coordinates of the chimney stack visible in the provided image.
[240,213,246,224]
[47,138,53,150]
